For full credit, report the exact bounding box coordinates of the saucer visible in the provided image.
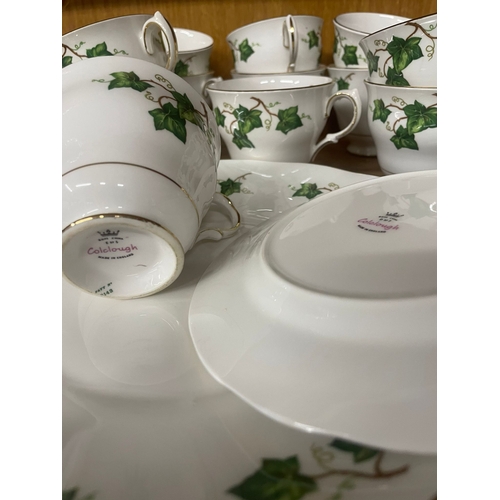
[188,171,437,454]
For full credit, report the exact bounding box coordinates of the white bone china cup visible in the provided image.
[62,56,240,299]
[206,75,362,163]
[174,28,214,76]
[62,12,178,71]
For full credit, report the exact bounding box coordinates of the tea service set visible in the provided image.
[62,10,437,500]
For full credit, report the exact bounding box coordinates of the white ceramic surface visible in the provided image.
[174,27,214,76]
[359,13,437,87]
[333,12,409,69]
[327,65,376,156]
[230,64,326,78]
[62,12,178,71]
[364,80,437,174]
[62,56,234,299]
[206,75,361,162]
[63,160,436,499]
[182,71,221,105]
[189,170,437,455]
[227,15,323,73]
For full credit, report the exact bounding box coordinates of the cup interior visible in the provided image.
[334,12,409,34]
[207,75,332,92]
[174,28,214,52]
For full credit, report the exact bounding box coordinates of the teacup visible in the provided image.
[174,28,214,76]
[182,72,222,105]
[327,65,376,156]
[62,56,240,299]
[364,80,437,174]
[206,75,361,163]
[62,12,178,71]
[230,64,326,78]
[227,15,323,74]
[359,13,438,87]
[333,12,409,68]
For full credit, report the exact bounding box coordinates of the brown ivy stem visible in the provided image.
[250,97,279,118]
[142,79,171,93]
[391,116,408,131]
[310,452,409,481]
[234,173,252,182]
[62,43,86,59]
[158,95,175,107]
[386,104,405,111]
[406,22,437,42]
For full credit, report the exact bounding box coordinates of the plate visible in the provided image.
[62,161,434,498]
[188,171,437,455]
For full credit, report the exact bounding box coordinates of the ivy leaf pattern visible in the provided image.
[233,128,255,149]
[372,99,392,123]
[62,56,73,68]
[366,50,379,76]
[214,107,226,127]
[307,30,319,49]
[404,100,437,134]
[108,71,153,92]
[171,91,201,126]
[341,45,359,66]
[86,42,113,58]
[174,60,189,77]
[227,456,318,500]
[239,39,255,62]
[387,36,423,74]
[149,103,187,143]
[385,67,410,87]
[233,105,263,134]
[336,78,350,90]
[292,183,323,199]
[390,125,419,150]
[330,439,380,463]
[219,178,242,196]
[276,106,303,135]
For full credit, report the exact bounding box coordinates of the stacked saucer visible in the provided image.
[227,14,326,78]
[327,12,409,156]
[359,13,438,174]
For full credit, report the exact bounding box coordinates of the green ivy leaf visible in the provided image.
[292,183,322,199]
[233,105,263,134]
[276,106,303,135]
[171,91,201,126]
[63,488,78,500]
[227,456,317,500]
[149,103,187,143]
[214,107,226,127]
[232,128,255,149]
[174,60,189,77]
[385,67,410,87]
[239,39,255,62]
[336,78,350,90]
[330,439,381,463]
[86,42,113,58]
[341,45,359,66]
[108,71,153,92]
[62,56,73,68]
[333,37,338,54]
[372,99,391,123]
[219,178,242,196]
[366,50,379,76]
[307,30,319,49]
[404,100,437,134]
[390,125,419,150]
[387,36,423,74]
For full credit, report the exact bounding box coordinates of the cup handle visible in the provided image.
[195,193,241,243]
[311,88,362,161]
[202,76,223,98]
[142,11,178,72]
[282,14,298,73]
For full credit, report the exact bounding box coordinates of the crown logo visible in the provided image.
[97,229,120,237]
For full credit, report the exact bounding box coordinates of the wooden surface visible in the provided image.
[62,0,437,80]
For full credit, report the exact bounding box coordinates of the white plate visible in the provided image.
[62,161,434,498]
[188,171,437,455]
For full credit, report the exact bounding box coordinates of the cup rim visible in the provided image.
[326,64,369,73]
[363,79,437,91]
[333,12,409,36]
[174,27,214,51]
[63,13,155,36]
[359,12,437,44]
[207,75,333,93]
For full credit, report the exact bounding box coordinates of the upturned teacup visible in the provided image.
[327,65,376,156]
[359,13,437,87]
[206,75,361,163]
[227,15,323,74]
[174,28,214,76]
[62,12,178,71]
[364,81,437,174]
[62,56,241,299]
[333,12,408,68]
